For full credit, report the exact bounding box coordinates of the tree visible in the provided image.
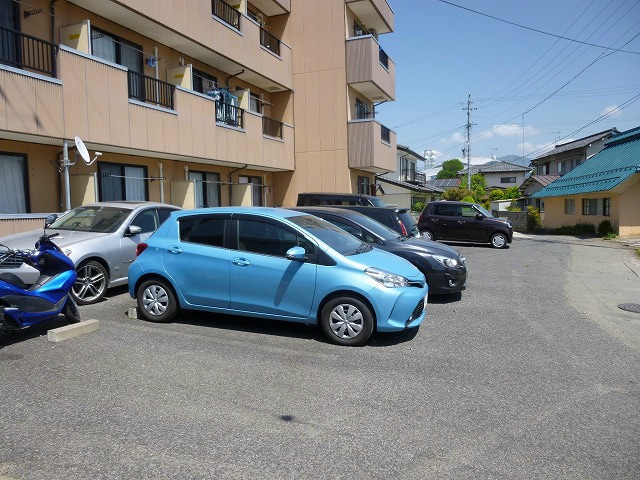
[503,186,521,199]
[489,189,505,201]
[459,173,487,202]
[436,158,464,179]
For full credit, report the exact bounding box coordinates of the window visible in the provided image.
[249,92,261,114]
[564,198,575,215]
[180,216,226,247]
[500,177,516,183]
[582,198,598,215]
[189,171,221,208]
[603,198,611,216]
[98,162,148,201]
[0,153,29,213]
[193,69,217,95]
[130,209,158,234]
[91,28,143,73]
[238,175,263,206]
[433,204,457,216]
[461,206,477,218]
[557,162,567,175]
[411,196,426,211]
[357,176,371,195]
[238,219,303,257]
[355,99,371,120]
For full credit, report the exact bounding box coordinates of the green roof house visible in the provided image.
[532,126,640,237]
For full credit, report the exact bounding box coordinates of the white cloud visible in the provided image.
[493,124,539,137]
[601,105,621,117]
[519,142,551,155]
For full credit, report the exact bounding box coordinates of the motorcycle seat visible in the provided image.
[0,272,28,290]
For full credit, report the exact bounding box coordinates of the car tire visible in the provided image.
[136,278,178,323]
[490,232,508,249]
[320,296,374,346]
[72,260,108,305]
[63,294,81,323]
[422,229,435,241]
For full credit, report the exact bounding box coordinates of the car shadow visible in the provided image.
[0,316,69,348]
[428,291,462,304]
[146,310,422,348]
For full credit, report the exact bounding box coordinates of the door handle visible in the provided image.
[167,246,182,254]
[457,220,465,224]
[232,257,250,267]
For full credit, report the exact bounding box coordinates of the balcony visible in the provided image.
[66,0,292,92]
[263,116,283,139]
[128,71,175,110]
[400,169,427,184]
[216,102,244,128]
[348,119,396,173]
[346,35,395,102]
[345,0,394,34]
[0,26,57,78]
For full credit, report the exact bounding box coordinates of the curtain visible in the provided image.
[125,166,145,201]
[91,31,116,63]
[205,173,221,207]
[0,155,27,213]
[189,172,204,208]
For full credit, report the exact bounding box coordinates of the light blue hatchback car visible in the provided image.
[128,207,428,346]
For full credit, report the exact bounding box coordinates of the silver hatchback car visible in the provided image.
[0,201,180,304]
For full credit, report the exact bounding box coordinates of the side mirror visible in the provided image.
[475,213,484,220]
[45,214,57,227]
[285,246,306,261]
[127,225,143,236]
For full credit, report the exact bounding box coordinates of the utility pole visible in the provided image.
[463,94,476,190]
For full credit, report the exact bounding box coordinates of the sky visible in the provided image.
[378,0,640,166]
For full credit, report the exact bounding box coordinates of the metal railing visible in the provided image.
[381,124,391,143]
[263,117,283,138]
[127,70,175,110]
[216,102,244,128]
[260,28,281,56]
[0,26,57,77]
[212,0,241,30]
[401,169,426,184]
[379,47,389,69]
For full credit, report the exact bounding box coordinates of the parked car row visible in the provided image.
[0,196,510,345]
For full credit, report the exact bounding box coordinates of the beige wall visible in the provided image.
[541,179,640,237]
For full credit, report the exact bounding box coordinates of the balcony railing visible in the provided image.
[263,117,283,138]
[127,70,175,110]
[381,125,391,144]
[379,47,389,69]
[0,26,57,77]
[212,0,241,30]
[401,169,426,184]
[216,102,244,128]
[260,27,281,56]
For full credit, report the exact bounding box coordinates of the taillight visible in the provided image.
[136,243,148,256]
[399,221,408,237]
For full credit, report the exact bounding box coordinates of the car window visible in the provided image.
[324,217,376,243]
[432,204,456,216]
[461,206,477,218]
[158,208,176,225]
[131,210,157,233]
[360,210,393,229]
[396,211,421,237]
[180,217,225,247]
[49,206,129,233]
[237,219,314,257]
[288,215,365,256]
[474,204,494,218]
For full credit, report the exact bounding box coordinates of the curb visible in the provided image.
[47,319,99,342]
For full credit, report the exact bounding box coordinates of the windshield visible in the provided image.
[49,206,131,233]
[343,212,401,241]
[474,204,494,218]
[369,197,386,207]
[289,214,371,256]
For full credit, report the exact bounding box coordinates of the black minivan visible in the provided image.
[418,201,513,248]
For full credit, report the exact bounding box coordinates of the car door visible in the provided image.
[162,213,231,308]
[114,208,159,282]
[452,205,488,242]
[229,215,318,319]
[429,203,459,240]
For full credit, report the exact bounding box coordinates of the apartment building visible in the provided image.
[0,0,396,215]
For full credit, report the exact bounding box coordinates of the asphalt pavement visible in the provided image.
[1,234,639,479]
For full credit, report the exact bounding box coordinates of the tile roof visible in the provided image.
[377,176,444,193]
[532,128,618,161]
[532,126,640,198]
[458,161,531,175]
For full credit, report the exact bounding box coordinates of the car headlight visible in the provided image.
[365,267,411,288]
[432,254,461,268]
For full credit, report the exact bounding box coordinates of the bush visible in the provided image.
[412,201,425,213]
[597,219,615,237]
[527,206,542,232]
[550,222,596,236]
[489,189,505,201]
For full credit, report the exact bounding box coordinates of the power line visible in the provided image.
[435,0,640,54]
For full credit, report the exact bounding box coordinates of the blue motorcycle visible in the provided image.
[0,215,80,332]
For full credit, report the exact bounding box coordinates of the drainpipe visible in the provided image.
[158,161,164,203]
[225,70,245,88]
